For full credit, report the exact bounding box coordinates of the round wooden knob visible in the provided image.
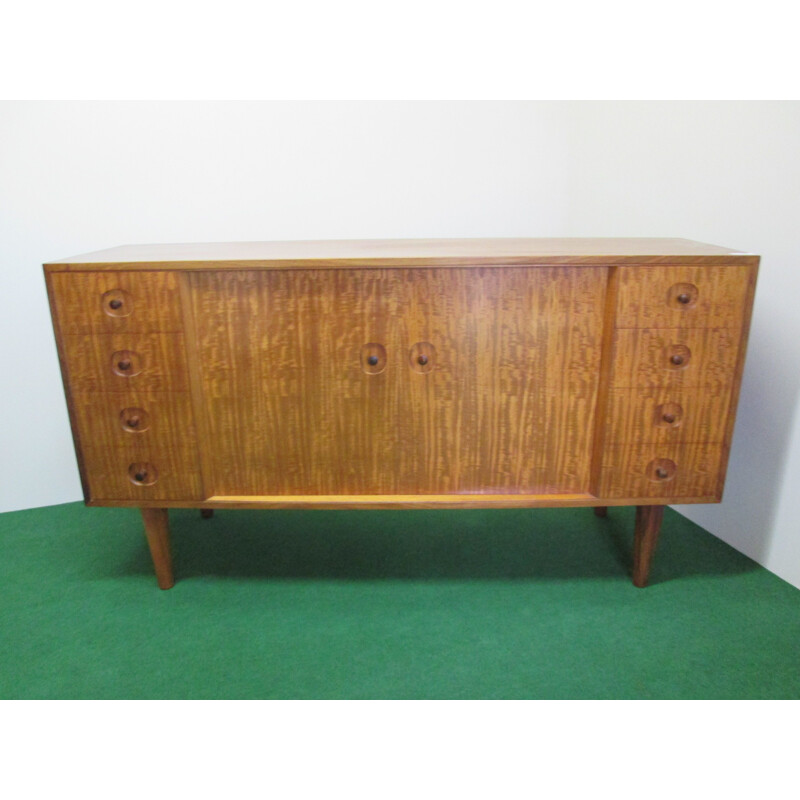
[117,359,132,371]
[417,354,429,366]
[670,354,684,366]
[655,468,669,479]
[367,355,379,366]
[109,299,123,309]
[662,413,676,424]
[677,293,691,304]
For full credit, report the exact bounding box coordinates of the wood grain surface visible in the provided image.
[190,267,606,496]
[47,271,183,333]
[609,328,741,393]
[43,238,757,271]
[81,445,203,500]
[604,387,732,445]
[60,333,190,393]
[70,391,198,454]
[598,442,723,499]
[45,241,761,588]
[615,265,754,328]
[45,246,758,513]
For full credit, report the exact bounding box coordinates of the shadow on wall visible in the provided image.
[675,311,800,566]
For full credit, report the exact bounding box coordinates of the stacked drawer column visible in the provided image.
[47,270,203,502]
[596,265,754,501]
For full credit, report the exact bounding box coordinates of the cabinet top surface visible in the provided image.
[44,237,757,271]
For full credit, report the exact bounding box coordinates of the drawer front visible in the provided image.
[610,328,740,392]
[615,265,753,329]
[71,391,197,453]
[604,387,732,445]
[81,445,203,501]
[598,443,723,499]
[49,271,184,334]
[60,333,190,392]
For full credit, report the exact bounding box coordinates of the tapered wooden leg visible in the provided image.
[633,505,665,588]
[200,509,214,519]
[594,506,608,517]
[140,508,174,589]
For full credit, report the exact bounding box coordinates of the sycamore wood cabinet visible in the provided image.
[44,239,759,589]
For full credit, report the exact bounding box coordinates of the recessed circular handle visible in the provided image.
[362,343,387,374]
[102,289,132,318]
[655,403,683,429]
[647,458,676,483]
[667,282,699,309]
[128,462,158,486]
[120,407,149,433]
[670,354,684,366]
[409,342,436,373]
[111,350,142,378]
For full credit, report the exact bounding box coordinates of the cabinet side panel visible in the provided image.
[715,261,760,498]
[44,269,91,502]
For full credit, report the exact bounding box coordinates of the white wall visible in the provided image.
[2,101,798,588]
[0,101,572,512]
[565,102,800,588]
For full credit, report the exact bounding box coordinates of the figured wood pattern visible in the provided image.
[81,445,203,500]
[48,271,183,333]
[615,266,754,328]
[604,387,732,445]
[190,267,606,496]
[609,328,740,392]
[44,240,761,588]
[60,333,190,393]
[70,391,197,454]
[598,442,723,499]
[49,271,201,503]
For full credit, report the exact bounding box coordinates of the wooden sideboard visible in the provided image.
[44,239,759,589]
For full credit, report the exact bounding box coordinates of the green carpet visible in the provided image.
[1,502,798,699]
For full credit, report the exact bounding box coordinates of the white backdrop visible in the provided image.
[2,101,798,587]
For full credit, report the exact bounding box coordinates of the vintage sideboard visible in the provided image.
[44,238,759,589]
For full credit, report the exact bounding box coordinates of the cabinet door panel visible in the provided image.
[190,267,606,496]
